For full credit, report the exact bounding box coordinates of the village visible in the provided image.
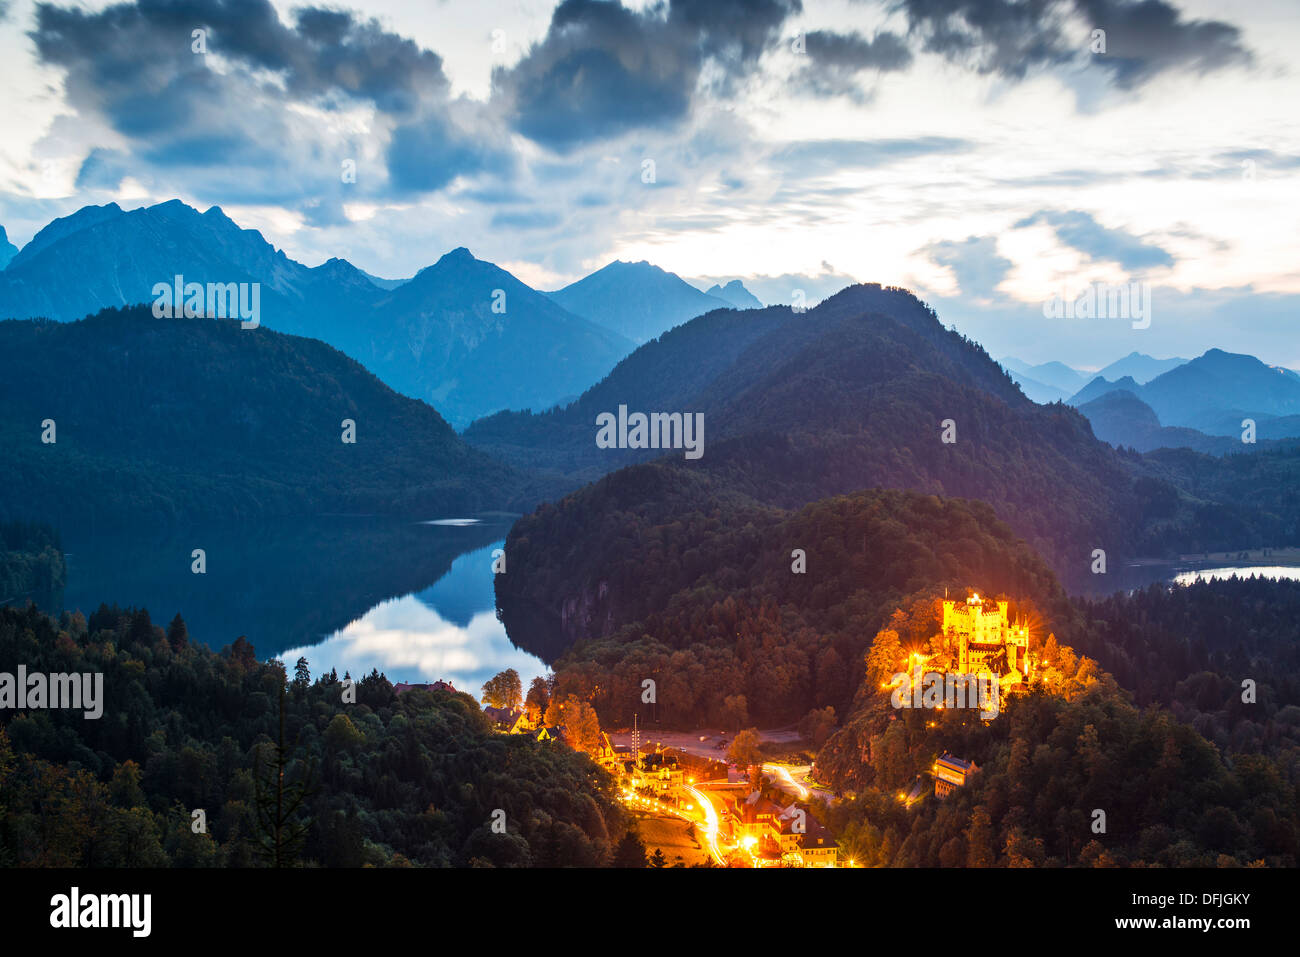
[383,591,1030,866]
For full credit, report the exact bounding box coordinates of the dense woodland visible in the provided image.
[0,603,625,867]
[500,470,1070,727]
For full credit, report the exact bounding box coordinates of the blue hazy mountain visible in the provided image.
[998,357,1087,397]
[0,200,631,427]
[1075,389,1282,453]
[704,279,763,309]
[548,260,732,342]
[1001,368,1069,404]
[1095,351,1187,384]
[0,226,17,269]
[1070,373,1142,407]
[1069,349,1300,436]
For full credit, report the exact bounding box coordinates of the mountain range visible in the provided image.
[1069,349,1300,440]
[471,283,1300,589]
[547,260,740,343]
[704,279,764,309]
[999,352,1189,404]
[0,202,634,427]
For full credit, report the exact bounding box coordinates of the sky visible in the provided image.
[0,0,1297,368]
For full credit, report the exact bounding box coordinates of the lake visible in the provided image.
[57,516,548,695]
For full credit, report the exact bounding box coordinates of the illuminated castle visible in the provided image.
[940,594,1030,688]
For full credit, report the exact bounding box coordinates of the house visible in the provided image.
[532,725,568,743]
[628,750,685,795]
[934,753,979,799]
[726,791,786,863]
[483,705,530,734]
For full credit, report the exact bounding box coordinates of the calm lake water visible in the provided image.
[58,516,547,694]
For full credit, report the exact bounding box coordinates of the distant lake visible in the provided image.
[1172,566,1300,586]
[1075,559,1300,596]
[58,516,546,693]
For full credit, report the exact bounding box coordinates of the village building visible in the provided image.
[934,753,979,799]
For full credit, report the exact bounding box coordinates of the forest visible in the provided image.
[0,602,626,867]
[500,469,1071,728]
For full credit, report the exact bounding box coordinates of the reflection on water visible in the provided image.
[1073,560,1300,597]
[58,517,544,692]
[1172,566,1300,586]
[278,542,545,692]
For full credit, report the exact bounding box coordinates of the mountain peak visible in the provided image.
[438,246,476,265]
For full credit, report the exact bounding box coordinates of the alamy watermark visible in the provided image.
[888,668,1000,719]
[1042,281,1151,329]
[595,405,704,459]
[1,666,104,719]
[152,274,260,329]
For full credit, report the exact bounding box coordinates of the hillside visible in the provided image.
[474,284,1276,582]
[498,478,1070,722]
[815,575,1300,867]
[0,307,525,527]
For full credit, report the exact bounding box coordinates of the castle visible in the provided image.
[940,594,1031,688]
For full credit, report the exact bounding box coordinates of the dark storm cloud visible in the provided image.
[1074,0,1253,88]
[30,0,507,200]
[894,0,1251,87]
[491,0,801,151]
[923,235,1013,299]
[1015,209,1175,270]
[793,29,913,98]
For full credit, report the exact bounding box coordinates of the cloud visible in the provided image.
[923,235,1013,299]
[491,0,800,151]
[770,136,971,174]
[790,29,912,99]
[1075,0,1253,89]
[895,0,1251,88]
[1015,209,1175,270]
[30,0,511,205]
[737,263,861,305]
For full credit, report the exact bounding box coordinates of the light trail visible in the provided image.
[685,784,726,866]
[763,763,809,801]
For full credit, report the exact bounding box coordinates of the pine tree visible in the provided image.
[252,685,316,867]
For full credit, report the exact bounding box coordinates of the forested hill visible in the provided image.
[0,307,528,527]
[472,283,1298,586]
[498,474,1072,724]
[816,576,1300,867]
